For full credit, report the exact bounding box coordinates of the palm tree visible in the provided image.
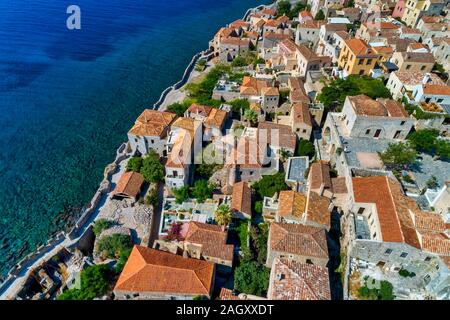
[215,204,233,227]
[243,109,258,127]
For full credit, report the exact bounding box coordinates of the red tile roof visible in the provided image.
[292,102,313,127]
[114,246,215,296]
[309,161,332,191]
[258,122,297,151]
[269,258,331,300]
[113,171,144,199]
[185,222,234,262]
[128,110,176,137]
[231,181,252,218]
[269,223,328,259]
[278,190,307,220]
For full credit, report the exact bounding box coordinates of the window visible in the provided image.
[359,70,365,75]
[372,232,377,238]
[406,64,411,70]
[367,59,372,65]
[394,130,402,139]
[306,259,313,264]
[420,65,426,71]
[358,207,365,214]
[374,129,382,138]
[400,121,405,125]
[400,252,408,258]
[437,98,443,103]
[385,249,393,255]
[358,59,364,65]
[365,129,371,135]
[424,256,431,262]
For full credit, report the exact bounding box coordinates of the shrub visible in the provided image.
[252,173,289,199]
[114,248,132,274]
[126,156,143,172]
[93,219,113,237]
[145,188,159,207]
[140,150,164,183]
[215,204,233,227]
[58,264,110,300]
[296,139,316,158]
[173,185,190,204]
[234,261,270,296]
[96,234,132,260]
[191,179,214,203]
[166,222,184,241]
[379,142,417,170]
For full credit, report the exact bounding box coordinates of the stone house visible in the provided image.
[295,20,324,48]
[218,36,251,62]
[412,83,450,106]
[425,38,450,71]
[268,258,331,300]
[339,95,414,140]
[290,102,313,140]
[183,222,234,273]
[295,44,332,78]
[386,71,445,100]
[391,51,435,73]
[114,246,215,300]
[266,222,329,267]
[127,110,176,156]
[231,181,252,220]
[239,76,280,113]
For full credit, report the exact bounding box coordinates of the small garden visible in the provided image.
[357,276,395,300]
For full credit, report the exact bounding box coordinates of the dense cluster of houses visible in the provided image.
[106,1,450,300]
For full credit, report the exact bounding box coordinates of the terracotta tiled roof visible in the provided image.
[393,71,444,86]
[240,76,271,96]
[324,23,347,32]
[309,161,332,191]
[128,110,176,137]
[348,95,387,116]
[114,246,215,295]
[219,288,240,300]
[401,52,435,63]
[296,44,321,61]
[258,122,297,151]
[204,108,227,128]
[420,16,442,23]
[269,222,328,259]
[363,22,400,30]
[289,77,310,103]
[221,36,250,47]
[277,15,290,24]
[299,10,313,18]
[230,19,250,29]
[227,135,267,169]
[422,84,450,96]
[378,99,409,118]
[344,39,378,57]
[264,19,282,28]
[261,86,280,96]
[187,104,213,117]
[305,192,331,229]
[299,20,324,29]
[269,258,331,300]
[113,171,144,199]
[231,181,252,217]
[292,102,312,127]
[185,222,234,262]
[278,190,307,220]
[352,176,405,243]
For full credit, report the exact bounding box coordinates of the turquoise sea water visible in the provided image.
[0,0,262,278]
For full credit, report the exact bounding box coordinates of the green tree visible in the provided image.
[295,139,316,158]
[379,142,417,170]
[252,172,289,199]
[254,200,263,215]
[250,223,269,264]
[347,0,355,7]
[145,188,159,207]
[229,99,250,114]
[95,234,132,260]
[58,265,110,300]
[92,219,113,237]
[426,176,439,190]
[167,102,189,117]
[315,9,325,20]
[234,261,270,296]
[126,156,143,172]
[191,179,213,203]
[215,204,233,227]
[173,185,190,204]
[436,139,450,160]
[408,129,439,153]
[277,0,292,17]
[317,76,391,109]
[140,150,165,183]
[244,108,258,126]
[231,56,248,67]
[114,248,132,274]
[289,2,307,19]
